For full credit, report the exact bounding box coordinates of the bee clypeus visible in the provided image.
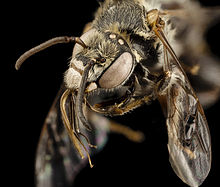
[16,0,220,186]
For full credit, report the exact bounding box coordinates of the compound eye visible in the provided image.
[99,52,133,88]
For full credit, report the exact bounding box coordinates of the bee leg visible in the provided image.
[109,121,145,143]
[156,62,199,95]
[88,111,145,143]
[100,95,151,116]
[70,93,97,149]
[157,71,172,95]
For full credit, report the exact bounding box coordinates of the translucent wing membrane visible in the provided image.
[156,28,211,186]
[35,85,109,187]
[165,65,211,186]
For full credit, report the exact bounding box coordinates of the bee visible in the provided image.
[15,0,220,186]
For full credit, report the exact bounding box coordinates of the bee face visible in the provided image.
[65,29,138,114]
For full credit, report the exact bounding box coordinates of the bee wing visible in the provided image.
[35,85,83,187]
[156,30,211,186]
[159,1,220,108]
[35,84,109,187]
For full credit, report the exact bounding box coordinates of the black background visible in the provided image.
[4,0,220,186]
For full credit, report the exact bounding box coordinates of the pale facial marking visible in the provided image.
[118,39,124,45]
[109,33,116,39]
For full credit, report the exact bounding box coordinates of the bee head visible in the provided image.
[64,28,136,115]
[65,28,134,88]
